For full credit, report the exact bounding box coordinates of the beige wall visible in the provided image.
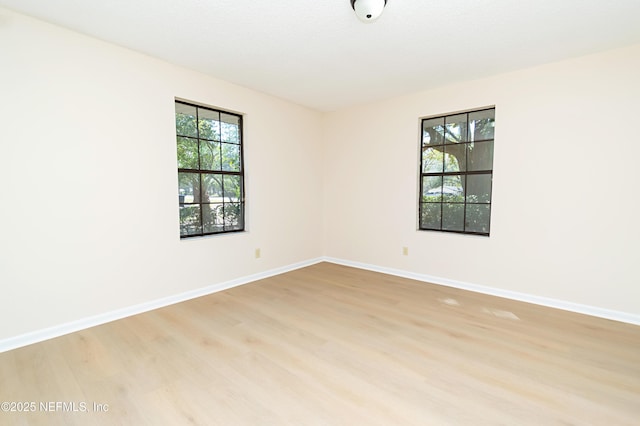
[0,8,324,341]
[1,7,639,344]
[323,44,640,315]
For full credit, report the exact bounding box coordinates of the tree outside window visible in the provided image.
[419,108,494,235]
[175,101,244,238]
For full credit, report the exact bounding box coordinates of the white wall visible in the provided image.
[323,44,640,316]
[1,7,639,345]
[0,8,324,341]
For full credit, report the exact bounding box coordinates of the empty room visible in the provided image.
[1,1,639,424]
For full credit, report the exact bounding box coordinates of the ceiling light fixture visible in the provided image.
[350,0,387,23]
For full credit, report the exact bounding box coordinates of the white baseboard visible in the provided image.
[0,257,324,353]
[3,255,637,353]
[323,257,640,326]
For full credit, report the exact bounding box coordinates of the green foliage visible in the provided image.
[420,110,494,234]
[419,202,490,233]
[176,103,243,237]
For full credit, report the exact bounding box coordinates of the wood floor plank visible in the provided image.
[1,262,639,425]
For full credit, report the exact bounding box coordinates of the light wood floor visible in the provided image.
[1,262,639,425]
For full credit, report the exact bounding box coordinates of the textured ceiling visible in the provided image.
[1,0,640,111]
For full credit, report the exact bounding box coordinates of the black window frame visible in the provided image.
[419,107,495,236]
[175,100,245,238]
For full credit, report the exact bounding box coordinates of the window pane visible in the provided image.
[180,205,201,236]
[442,203,464,231]
[178,172,200,203]
[418,108,494,237]
[203,203,224,234]
[420,203,441,229]
[198,108,221,141]
[221,143,241,172]
[465,204,491,234]
[177,137,199,169]
[422,147,443,173]
[223,175,242,202]
[442,175,464,201]
[422,117,444,145]
[445,113,467,144]
[444,145,466,172]
[221,113,240,143]
[200,140,221,171]
[467,141,493,171]
[175,103,197,137]
[466,174,492,203]
[469,109,495,141]
[202,174,223,202]
[176,102,244,238]
[224,203,243,230]
[422,176,443,202]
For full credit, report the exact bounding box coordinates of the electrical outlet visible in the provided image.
[402,247,408,256]
[255,248,261,259]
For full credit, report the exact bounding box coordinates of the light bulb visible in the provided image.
[352,0,387,23]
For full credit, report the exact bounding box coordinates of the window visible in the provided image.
[175,101,244,238]
[419,108,495,236]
